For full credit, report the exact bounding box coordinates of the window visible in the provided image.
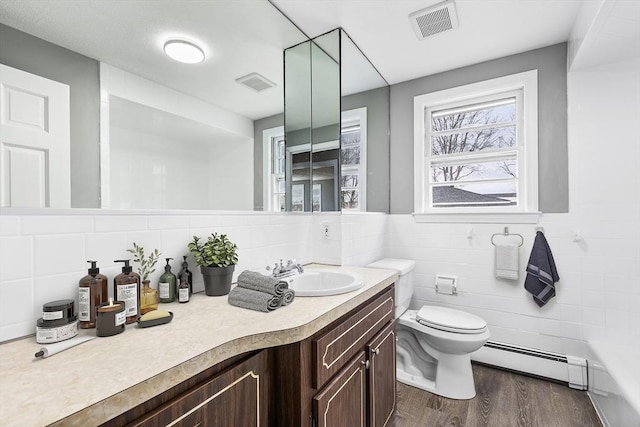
[263,126,286,211]
[341,107,367,211]
[414,71,539,221]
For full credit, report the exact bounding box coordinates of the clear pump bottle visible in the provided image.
[113,259,140,324]
[78,260,108,329]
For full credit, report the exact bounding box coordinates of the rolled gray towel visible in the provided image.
[280,289,295,306]
[228,286,281,312]
[237,270,288,296]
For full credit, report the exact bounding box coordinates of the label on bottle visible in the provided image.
[178,287,189,303]
[42,310,63,321]
[159,282,170,299]
[116,283,138,317]
[78,287,91,321]
[115,310,126,327]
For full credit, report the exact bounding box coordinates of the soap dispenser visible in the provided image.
[178,256,193,295]
[113,259,141,324]
[158,258,176,303]
[78,260,108,329]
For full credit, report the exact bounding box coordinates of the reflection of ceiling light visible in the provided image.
[163,40,205,64]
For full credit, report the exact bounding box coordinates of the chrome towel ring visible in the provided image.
[491,227,524,247]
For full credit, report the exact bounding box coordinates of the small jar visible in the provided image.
[96,299,126,337]
[36,299,78,344]
[36,316,78,344]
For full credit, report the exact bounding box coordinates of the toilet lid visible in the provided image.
[416,306,487,334]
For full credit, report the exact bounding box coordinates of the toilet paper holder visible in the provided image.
[435,275,457,295]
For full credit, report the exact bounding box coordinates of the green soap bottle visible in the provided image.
[158,258,176,303]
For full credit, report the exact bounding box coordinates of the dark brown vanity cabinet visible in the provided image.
[122,350,270,427]
[275,286,397,427]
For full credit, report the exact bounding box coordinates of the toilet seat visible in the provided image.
[416,306,487,334]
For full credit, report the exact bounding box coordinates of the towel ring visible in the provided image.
[491,227,524,247]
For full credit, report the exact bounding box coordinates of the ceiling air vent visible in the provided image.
[235,72,276,92]
[409,0,459,40]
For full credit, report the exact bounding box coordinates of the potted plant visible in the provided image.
[188,233,238,296]
[128,242,161,314]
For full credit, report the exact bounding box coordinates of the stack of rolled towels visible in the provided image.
[228,270,295,312]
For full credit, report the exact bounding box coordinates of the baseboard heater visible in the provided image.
[471,340,588,390]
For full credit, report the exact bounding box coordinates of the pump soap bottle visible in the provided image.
[113,259,140,324]
[158,258,176,303]
[78,260,108,329]
[178,256,193,295]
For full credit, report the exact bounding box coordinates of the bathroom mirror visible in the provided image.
[0,2,389,213]
[283,29,389,212]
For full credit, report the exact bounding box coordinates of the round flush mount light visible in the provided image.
[163,39,205,64]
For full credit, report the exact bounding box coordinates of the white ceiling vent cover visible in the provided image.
[235,72,276,92]
[409,0,459,40]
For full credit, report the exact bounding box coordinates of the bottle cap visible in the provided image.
[87,260,99,275]
[114,259,132,274]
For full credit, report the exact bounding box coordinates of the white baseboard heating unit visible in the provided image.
[472,340,588,390]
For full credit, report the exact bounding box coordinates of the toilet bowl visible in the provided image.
[368,258,490,400]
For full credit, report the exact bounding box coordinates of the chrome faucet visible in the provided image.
[267,259,304,278]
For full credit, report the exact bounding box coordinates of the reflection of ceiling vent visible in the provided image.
[409,0,459,40]
[235,72,276,92]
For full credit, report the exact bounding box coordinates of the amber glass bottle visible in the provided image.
[78,260,108,328]
[113,260,141,324]
[140,280,158,314]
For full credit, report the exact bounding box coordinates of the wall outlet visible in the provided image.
[322,222,330,239]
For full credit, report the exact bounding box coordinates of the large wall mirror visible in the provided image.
[0,2,388,213]
[283,29,389,213]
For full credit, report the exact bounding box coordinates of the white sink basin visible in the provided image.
[285,269,363,296]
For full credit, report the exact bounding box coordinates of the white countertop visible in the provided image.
[0,265,397,426]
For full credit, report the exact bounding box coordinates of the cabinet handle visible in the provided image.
[374,348,380,356]
[361,360,370,369]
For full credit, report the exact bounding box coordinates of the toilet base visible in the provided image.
[397,352,477,400]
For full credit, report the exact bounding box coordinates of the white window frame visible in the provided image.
[262,126,285,212]
[413,70,540,223]
[341,107,367,211]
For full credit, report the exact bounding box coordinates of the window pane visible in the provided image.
[341,146,360,165]
[341,173,359,188]
[432,182,517,208]
[432,97,515,131]
[341,189,359,209]
[430,125,515,156]
[431,160,517,183]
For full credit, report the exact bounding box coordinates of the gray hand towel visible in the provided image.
[280,289,295,306]
[228,287,282,312]
[237,270,288,295]
[524,231,559,307]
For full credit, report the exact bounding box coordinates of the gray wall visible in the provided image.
[390,43,568,214]
[0,24,101,208]
[343,86,390,213]
[253,113,284,210]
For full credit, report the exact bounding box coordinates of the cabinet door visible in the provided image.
[130,351,268,427]
[313,351,367,427]
[367,321,396,427]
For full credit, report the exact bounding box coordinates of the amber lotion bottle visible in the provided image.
[113,260,140,324]
[78,260,108,329]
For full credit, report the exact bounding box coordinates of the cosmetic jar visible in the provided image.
[36,316,79,344]
[42,299,75,322]
[96,299,126,337]
[36,299,79,344]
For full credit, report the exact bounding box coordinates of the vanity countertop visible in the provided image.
[0,265,397,426]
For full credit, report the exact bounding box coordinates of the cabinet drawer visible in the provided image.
[313,287,394,388]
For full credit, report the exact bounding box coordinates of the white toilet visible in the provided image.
[368,258,490,400]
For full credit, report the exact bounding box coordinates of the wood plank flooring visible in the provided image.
[390,363,602,427]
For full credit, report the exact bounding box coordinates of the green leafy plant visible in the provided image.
[188,233,238,268]
[127,242,161,282]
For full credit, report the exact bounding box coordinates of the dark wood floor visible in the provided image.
[390,363,602,427]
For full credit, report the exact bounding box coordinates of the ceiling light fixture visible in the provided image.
[163,39,205,64]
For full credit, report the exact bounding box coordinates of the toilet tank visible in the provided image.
[367,258,415,318]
